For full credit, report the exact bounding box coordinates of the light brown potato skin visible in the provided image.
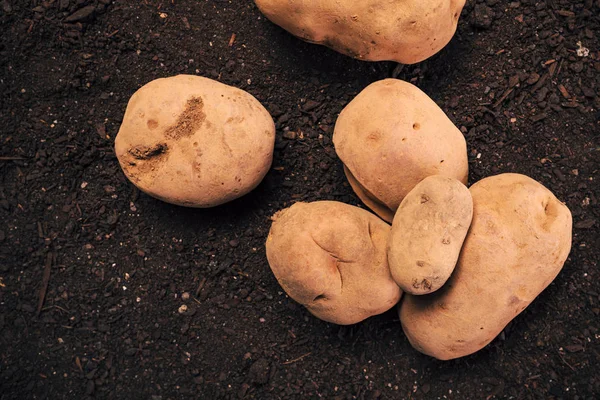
[333,79,468,222]
[400,173,573,360]
[388,175,473,295]
[254,0,466,64]
[266,201,402,325]
[115,75,275,207]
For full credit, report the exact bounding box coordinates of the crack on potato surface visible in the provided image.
[310,233,353,264]
[310,233,349,294]
[313,294,327,302]
[128,143,168,160]
[366,221,376,249]
[164,96,206,139]
[420,194,430,204]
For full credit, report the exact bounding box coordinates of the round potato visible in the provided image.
[115,75,275,207]
[333,79,468,222]
[399,173,572,360]
[388,175,473,295]
[254,0,466,64]
[266,201,402,325]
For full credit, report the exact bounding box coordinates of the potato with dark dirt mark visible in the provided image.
[115,75,275,207]
[334,79,468,222]
[387,175,472,295]
[266,201,402,325]
[399,173,572,360]
[254,0,466,64]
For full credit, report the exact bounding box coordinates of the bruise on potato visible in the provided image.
[387,175,473,295]
[266,201,402,325]
[399,173,572,360]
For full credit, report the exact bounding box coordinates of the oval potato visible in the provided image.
[388,175,473,295]
[266,201,402,325]
[334,79,468,222]
[115,75,275,207]
[254,0,466,64]
[399,173,572,360]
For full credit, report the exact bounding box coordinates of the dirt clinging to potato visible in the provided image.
[164,96,206,140]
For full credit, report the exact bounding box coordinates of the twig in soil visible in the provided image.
[228,33,236,47]
[42,305,70,313]
[282,352,311,365]
[493,88,514,108]
[36,252,54,317]
[195,277,207,297]
[0,156,25,160]
[75,356,83,373]
[558,352,576,371]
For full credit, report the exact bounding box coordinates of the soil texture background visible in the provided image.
[1,0,599,399]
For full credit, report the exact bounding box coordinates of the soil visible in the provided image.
[1,0,599,399]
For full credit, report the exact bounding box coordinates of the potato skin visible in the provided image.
[115,75,275,207]
[254,0,466,64]
[388,175,473,295]
[266,201,402,325]
[399,174,572,360]
[334,79,468,222]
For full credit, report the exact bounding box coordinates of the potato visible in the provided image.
[399,173,572,360]
[254,0,466,64]
[115,75,275,207]
[388,175,472,295]
[333,79,468,222]
[266,201,402,325]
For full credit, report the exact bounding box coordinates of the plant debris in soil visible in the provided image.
[1,0,599,399]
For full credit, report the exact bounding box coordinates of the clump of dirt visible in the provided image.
[128,143,168,161]
[165,96,206,140]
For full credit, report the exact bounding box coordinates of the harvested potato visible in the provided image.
[254,0,466,64]
[388,175,472,295]
[115,75,275,207]
[266,201,402,325]
[400,173,572,360]
[333,79,468,222]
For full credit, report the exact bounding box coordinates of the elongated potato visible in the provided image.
[266,201,402,325]
[334,79,468,222]
[115,75,275,207]
[388,175,472,295]
[254,0,466,64]
[400,173,572,360]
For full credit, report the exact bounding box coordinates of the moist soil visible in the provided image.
[1,0,599,399]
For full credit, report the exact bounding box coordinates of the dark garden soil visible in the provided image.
[1,0,599,399]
